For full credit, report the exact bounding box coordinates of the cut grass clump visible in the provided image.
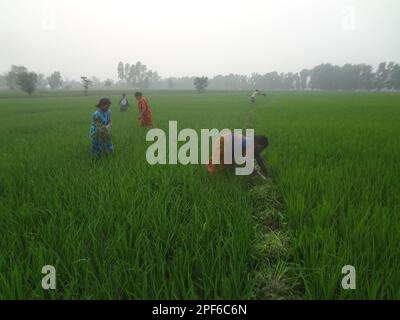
[252,208,285,231]
[246,97,300,299]
[252,262,297,300]
[249,182,283,212]
[247,177,299,299]
[252,230,289,263]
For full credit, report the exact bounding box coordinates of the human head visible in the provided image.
[134,91,143,101]
[96,98,111,111]
[122,93,126,97]
[254,135,268,154]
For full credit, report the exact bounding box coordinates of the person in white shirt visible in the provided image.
[119,93,130,112]
[251,89,266,103]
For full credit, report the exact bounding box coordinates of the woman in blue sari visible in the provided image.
[90,98,114,156]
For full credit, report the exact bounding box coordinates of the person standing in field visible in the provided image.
[90,98,114,156]
[207,133,269,178]
[251,89,266,103]
[135,92,155,128]
[119,93,130,112]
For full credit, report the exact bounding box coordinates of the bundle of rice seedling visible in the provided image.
[94,118,112,143]
[93,118,113,155]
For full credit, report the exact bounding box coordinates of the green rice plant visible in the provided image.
[253,91,400,299]
[94,118,112,144]
[0,90,398,299]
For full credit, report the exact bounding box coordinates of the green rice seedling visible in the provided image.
[253,91,400,299]
[0,90,399,299]
[93,118,113,156]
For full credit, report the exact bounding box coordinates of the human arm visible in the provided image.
[107,114,112,128]
[138,107,145,119]
[255,153,268,177]
[138,99,149,119]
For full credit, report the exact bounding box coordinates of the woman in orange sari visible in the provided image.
[134,92,155,128]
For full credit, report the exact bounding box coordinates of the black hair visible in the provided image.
[122,93,126,96]
[134,91,143,98]
[254,135,269,149]
[96,98,111,108]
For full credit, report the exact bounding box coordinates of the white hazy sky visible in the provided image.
[1,0,399,80]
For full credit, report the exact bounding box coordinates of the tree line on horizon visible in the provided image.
[1,61,400,95]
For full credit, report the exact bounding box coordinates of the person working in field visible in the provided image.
[207,133,269,178]
[119,93,130,112]
[90,98,114,156]
[135,92,155,128]
[251,89,266,103]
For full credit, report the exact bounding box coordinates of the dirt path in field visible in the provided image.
[245,100,300,299]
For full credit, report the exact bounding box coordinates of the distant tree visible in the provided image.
[250,72,283,90]
[118,60,163,89]
[299,69,309,90]
[90,76,102,88]
[136,61,147,83]
[37,74,48,90]
[130,61,147,88]
[293,73,301,90]
[375,62,388,90]
[6,65,28,90]
[264,72,282,90]
[386,62,400,90]
[142,70,153,90]
[117,62,125,82]
[339,64,358,90]
[108,61,399,91]
[80,76,92,96]
[250,73,266,90]
[306,63,384,91]
[104,79,113,87]
[124,63,131,82]
[142,70,161,89]
[358,64,373,90]
[118,61,158,89]
[16,72,38,96]
[47,71,63,89]
[144,69,153,89]
[167,78,175,89]
[392,65,400,90]
[282,72,295,90]
[309,63,340,90]
[194,76,208,93]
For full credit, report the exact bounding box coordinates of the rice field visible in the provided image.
[252,92,400,299]
[0,90,399,299]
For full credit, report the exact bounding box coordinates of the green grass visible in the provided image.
[0,92,255,299]
[0,90,399,299]
[253,91,400,299]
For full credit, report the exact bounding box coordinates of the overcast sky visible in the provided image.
[1,0,399,80]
